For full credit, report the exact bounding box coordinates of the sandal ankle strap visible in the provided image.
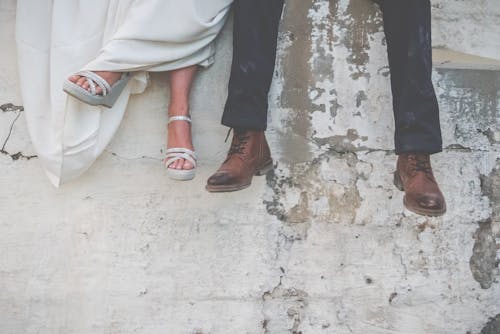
[168,115,192,124]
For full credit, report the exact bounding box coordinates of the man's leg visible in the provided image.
[377,0,442,154]
[377,0,446,216]
[221,0,285,131]
[206,0,284,192]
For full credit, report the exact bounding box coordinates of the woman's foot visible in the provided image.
[167,104,194,170]
[68,71,122,95]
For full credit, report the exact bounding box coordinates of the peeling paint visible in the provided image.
[437,69,500,150]
[337,0,383,80]
[265,151,362,224]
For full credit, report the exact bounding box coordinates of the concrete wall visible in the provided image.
[432,0,500,60]
[1,0,499,333]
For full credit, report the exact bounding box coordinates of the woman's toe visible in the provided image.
[69,75,80,83]
[76,77,87,87]
[183,160,194,170]
[177,160,185,170]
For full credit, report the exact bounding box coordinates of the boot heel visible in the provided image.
[393,171,404,191]
[255,160,273,176]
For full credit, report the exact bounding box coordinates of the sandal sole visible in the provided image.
[167,168,196,181]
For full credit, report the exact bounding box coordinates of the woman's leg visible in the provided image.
[167,65,198,170]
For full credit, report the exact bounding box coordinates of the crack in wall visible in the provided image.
[1,103,37,160]
[105,150,161,162]
[261,218,311,333]
[0,103,24,113]
[1,111,20,152]
[261,273,309,334]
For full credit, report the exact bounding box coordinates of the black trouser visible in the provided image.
[221,0,442,154]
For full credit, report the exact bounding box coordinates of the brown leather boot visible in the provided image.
[206,129,273,192]
[394,153,446,217]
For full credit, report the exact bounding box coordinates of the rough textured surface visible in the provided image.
[480,314,500,334]
[470,219,499,289]
[1,0,500,333]
[432,0,500,60]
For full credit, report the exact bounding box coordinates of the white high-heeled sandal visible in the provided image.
[63,71,131,108]
[164,115,197,181]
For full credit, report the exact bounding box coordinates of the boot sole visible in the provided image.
[206,160,273,193]
[393,171,447,217]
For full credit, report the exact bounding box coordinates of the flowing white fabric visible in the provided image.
[15,0,232,186]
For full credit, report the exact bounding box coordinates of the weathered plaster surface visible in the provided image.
[1,0,499,333]
[432,0,500,61]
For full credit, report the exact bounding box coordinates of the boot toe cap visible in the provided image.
[207,172,236,186]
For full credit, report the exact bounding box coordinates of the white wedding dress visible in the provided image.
[15,0,232,186]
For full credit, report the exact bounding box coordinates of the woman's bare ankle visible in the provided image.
[166,106,194,170]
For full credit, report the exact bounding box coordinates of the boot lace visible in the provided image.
[408,154,433,178]
[224,129,250,160]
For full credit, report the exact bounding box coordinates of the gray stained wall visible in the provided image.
[1,0,499,333]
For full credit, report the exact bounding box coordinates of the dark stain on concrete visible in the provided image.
[481,159,500,222]
[265,166,295,222]
[265,151,362,224]
[314,128,369,152]
[388,292,398,304]
[470,219,499,289]
[277,0,320,164]
[470,160,500,289]
[355,90,368,108]
[480,314,500,334]
[336,0,383,79]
